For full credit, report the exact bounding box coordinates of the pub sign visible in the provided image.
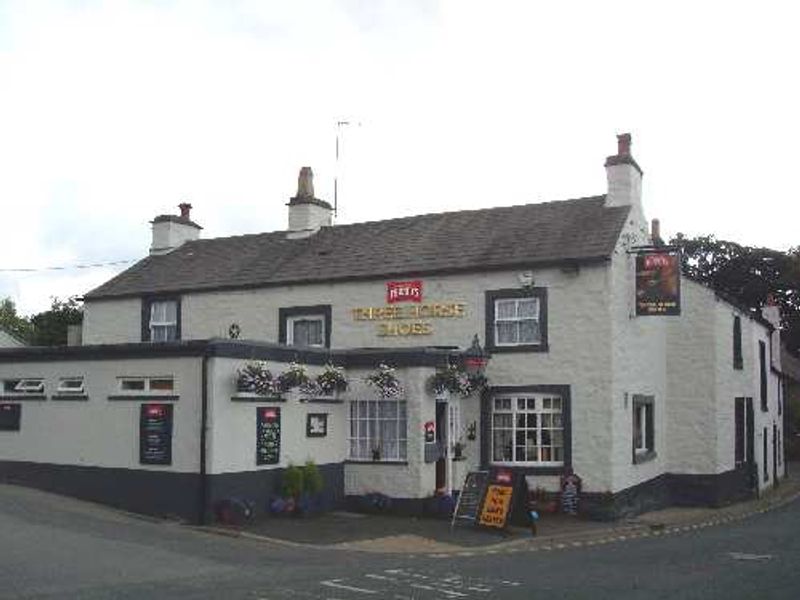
[256,407,281,465]
[139,403,173,465]
[635,251,681,316]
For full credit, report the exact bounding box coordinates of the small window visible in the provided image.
[733,316,743,370]
[287,315,325,347]
[57,377,85,395]
[118,377,174,394]
[632,395,655,463]
[142,298,180,342]
[485,289,548,353]
[279,305,332,348]
[2,380,20,393]
[14,379,44,394]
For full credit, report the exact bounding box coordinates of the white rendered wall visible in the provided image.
[0,357,201,473]
[83,298,142,344]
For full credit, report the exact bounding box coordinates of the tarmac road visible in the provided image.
[2,483,800,599]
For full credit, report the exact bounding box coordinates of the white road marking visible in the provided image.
[320,579,379,594]
[727,552,773,561]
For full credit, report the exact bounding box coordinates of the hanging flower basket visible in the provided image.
[428,363,488,398]
[275,361,310,393]
[236,361,314,396]
[315,363,348,395]
[365,363,403,398]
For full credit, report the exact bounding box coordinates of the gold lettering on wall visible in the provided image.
[352,302,467,336]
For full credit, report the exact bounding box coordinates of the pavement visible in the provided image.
[206,464,800,555]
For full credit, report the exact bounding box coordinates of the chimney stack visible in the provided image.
[287,166,333,235]
[150,203,202,255]
[651,218,662,245]
[604,132,643,208]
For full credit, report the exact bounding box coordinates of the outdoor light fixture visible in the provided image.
[463,334,489,376]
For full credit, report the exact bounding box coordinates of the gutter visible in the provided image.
[198,351,210,525]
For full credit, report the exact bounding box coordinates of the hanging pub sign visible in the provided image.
[256,407,281,465]
[139,403,173,465]
[635,250,681,316]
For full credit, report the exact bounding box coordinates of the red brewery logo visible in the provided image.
[387,280,423,304]
[643,253,674,269]
[263,408,278,421]
[146,405,165,417]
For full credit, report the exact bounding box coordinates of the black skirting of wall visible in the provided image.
[206,462,345,521]
[580,466,757,521]
[0,460,203,522]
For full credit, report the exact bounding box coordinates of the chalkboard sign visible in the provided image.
[139,403,173,465]
[478,484,514,529]
[0,403,21,431]
[451,470,488,528]
[256,406,281,465]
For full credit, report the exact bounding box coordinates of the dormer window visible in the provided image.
[279,305,332,348]
[142,298,180,342]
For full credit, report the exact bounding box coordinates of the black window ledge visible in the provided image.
[633,450,657,465]
[231,395,286,403]
[0,394,46,401]
[488,343,549,354]
[51,394,89,401]
[345,460,409,466]
[300,397,345,404]
[107,394,180,401]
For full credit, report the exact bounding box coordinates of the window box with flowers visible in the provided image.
[232,361,311,402]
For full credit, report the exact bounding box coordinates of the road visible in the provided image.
[2,483,799,599]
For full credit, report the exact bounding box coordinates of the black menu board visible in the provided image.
[139,403,173,465]
[0,403,21,431]
[256,406,281,465]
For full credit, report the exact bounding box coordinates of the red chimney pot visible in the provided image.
[178,202,192,219]
[617,133,632,156]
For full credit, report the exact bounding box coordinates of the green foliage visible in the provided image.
[29,296,83,346]
[671,234,800,353]
[302,460,324,495]
[0,297,32,342]
[282,464,305,499]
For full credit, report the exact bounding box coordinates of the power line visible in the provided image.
[0,258,136,273]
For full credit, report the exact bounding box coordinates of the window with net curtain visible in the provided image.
[149,300,178,342]
[348,398,407,461]
[288,315,324,347]
[495,297,540,345]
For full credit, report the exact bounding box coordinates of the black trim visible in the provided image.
[306,413,328,437]
[85,255,613,302]
[51,395,89,401]
[483,384,571,474]
[0,339,458,368]
[278,305,332,349]
[300,397,345,404]
[485,288,548,353]
[604,153,643,175]
[230,395,286,403]
[199,353,209,526]
[0,394,46,401]
[344,460,409,466]
[733,316,743,370]
[141,296,182,343]
[108,395,179,401]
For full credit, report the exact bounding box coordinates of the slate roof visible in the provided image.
[85,195,630,300]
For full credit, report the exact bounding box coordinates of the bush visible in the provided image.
[302,460,324,495]
[282,464,305,499]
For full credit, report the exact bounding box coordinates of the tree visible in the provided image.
[670,234,800,353]
[29,297,83,346]
[0,297,32,343]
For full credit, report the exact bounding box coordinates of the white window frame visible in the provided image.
[118,376,175,394]
[493,297,541,347]
[57,377,85,395]
[632,395,655,463]
[286,314,325,348]
[149,300,178,342]
[348,398,408,462]
[13,379,44,394]
[491,393,564,466]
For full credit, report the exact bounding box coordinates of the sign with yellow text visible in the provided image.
[351,300,467,337]
[478,484,514,529]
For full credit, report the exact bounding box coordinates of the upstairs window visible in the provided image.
[279,305,332,348]
[733,316,743,370]
[57,377,85,395]
[142,298,180,342]
[485,288,548,353]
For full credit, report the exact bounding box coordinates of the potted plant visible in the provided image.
[366,363,403,398]
[452,439,465,460]
[281,464,305,515]
[301,460,325,513]
[371,441,382,461]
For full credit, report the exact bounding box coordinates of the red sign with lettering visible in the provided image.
[387,280,422,304]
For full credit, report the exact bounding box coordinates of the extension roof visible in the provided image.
[85,195,630,300]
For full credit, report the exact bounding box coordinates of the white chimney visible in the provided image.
[150,202,202,255]
[605,133,643,208]
[287,167,333,237]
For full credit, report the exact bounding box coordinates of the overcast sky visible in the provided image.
[1,0,797,316]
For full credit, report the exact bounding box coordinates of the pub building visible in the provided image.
[0,135,787,524]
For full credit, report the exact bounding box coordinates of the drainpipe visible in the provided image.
[198,351,210,525]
